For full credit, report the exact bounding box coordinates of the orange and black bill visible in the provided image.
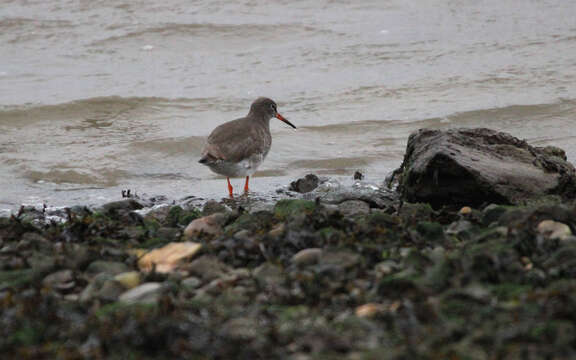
[276,113,296,129]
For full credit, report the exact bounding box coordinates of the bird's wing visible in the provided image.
[202,118,263,163]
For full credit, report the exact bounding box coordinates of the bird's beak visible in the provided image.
[276,113,296,129]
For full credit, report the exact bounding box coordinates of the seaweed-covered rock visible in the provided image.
[274,199,317,220]
[396,128,576,207]
[338,200,370,217]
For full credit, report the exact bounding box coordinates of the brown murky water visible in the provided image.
[1,0,576,211]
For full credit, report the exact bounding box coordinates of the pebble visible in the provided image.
[320,250,361,269]
[98,279,126,302]
[253,263,284,286]
[291,248,323,266]
[181,276,202,289]
[184,213,227,238]
[355,303,385,318]
[138,242,202,273]
[86,261,130,276]
[118,282,163,304]
[537,220,572,240]
[185,256,231,282]
[202,200,230,216]
[113,271,142,289]
[268,223,285,238]
[42,269,75,292]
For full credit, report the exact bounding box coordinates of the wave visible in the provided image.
[90,22,338,47]
[0,95,248,125]
[0,17,76,44]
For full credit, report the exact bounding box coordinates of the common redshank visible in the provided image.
[199,97,296,198]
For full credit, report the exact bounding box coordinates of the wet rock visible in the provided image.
[268,223,286,239]
[338,200,370,217]
[399,202,434,224]
[253,263,284,287]
[18,232,52,251]
[184,256,231,282]
[446,219,474,239]
[0,269,35,290]
[155,227,181,241]
[138,242,202,273]
[113,271,141,289]
[118,282,164,304]
[414,221,445,242]
[184,213,227,238]
[80,273,125,303]
[202,200,230,216]
[314,187,397,210]
[165,205,201,227]
[274,199,316,220]
[375,260,398,277]
[396,128,576,207]
[225,211,275,234]
[320,250,361,269]
[355,303,385,318]
[233,229,252,241]
[61,244,95,270]
[100,199,144,218]
[181,276,202,289]
[289,174,320,193]
[538,220,572,240]
[220,317,259,341]
[291,248,323,266]
[142,204,172,223]
[42,270,76,293]
[16,206,46,223]
[86,260,130,276]
[482,204,510,225]
[97,279,126,302]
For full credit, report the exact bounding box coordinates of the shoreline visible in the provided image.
[2,172,576,358]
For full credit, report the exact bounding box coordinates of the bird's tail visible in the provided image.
[198,154,218,164]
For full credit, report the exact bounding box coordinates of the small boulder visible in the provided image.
[289,174,320,193]
[396,128,576,207]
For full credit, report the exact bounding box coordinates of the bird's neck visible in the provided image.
[247,111,272,127]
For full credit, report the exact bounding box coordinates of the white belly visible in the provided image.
[205,153,265,177]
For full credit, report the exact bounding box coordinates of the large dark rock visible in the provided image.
[395,128,576,207]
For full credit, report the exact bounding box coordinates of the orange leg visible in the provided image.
[244,176,250,194]
[227,177,234,198]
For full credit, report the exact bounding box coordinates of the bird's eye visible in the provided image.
[270,104,276,112]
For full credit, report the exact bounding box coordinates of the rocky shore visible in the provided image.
[3,128,576,359]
